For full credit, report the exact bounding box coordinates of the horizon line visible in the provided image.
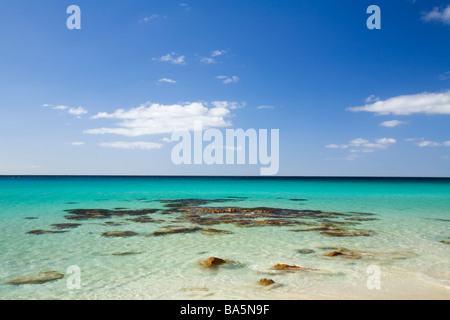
[1,175,449,179]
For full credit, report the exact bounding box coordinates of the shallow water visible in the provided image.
[0,176,449,299]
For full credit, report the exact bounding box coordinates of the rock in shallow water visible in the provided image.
[320,229,375,237]
[321,248,363,259]
[148,227,202,236]
[259,278,275,286]
[271,264,318,272]
[112,251,141,256]
[101,231,138,237]
[64,208,158,221]
[201,228,233,235]
[51,223,81,230]
[345,217,378,222]
[320,247,414,260]
[203,257,227,267]
[126,216,164,223]
[297,249,315,254]
[27,230,68,235]
[6,271,64,285]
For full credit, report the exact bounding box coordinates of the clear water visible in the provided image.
[0,176,449,299]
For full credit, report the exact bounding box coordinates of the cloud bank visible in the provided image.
[348,90,450,115]
[422,5,450,25]
[99,141,163,150]
[84,101,238,137]
[326,137,396,153]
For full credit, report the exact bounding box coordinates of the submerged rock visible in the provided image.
[112,251,141,256]
[290,199,308,201]
[253,219,297,226]
[149,227,202,237]
[103,221,127,226]
[24,217,38,220]
[322,248,363,259]
[259,278,275,286]
[345,217,377,222]
[101,231,138,237]
[203,257,227,267]
[156,198,233,208]
[51,223,81,229]
[271,264,317,272]
[6,271,64,285]
[127,216,164,223]
[440,240,450,245]
[27,230,68,235]
[64,208,158,221]
[320,229,375,237]
[289,225,336,232]
[321,247,413,260]
[297,249,315,254]
[201,228,233,235]
[347,212,375,216]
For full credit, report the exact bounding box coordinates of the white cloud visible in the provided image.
[158,78,177,84]
[438,71,450,81]
[216,75,239,84]
[257,105,275,110]
[46,104,87,117]
[179,3,190,11]
[71,142,85,146]
[379,120,407,127]
[342,154,361,161]
[200,50,227,64]
[211,101,243,110]
[365,95,380,103]
[141,14,159,22]
[211,50,226,57]
[348,90,450,115]
[326,138,396,153]
[85,101,236,137]
[42,104,52,107]
[415,140,450,147]
[325,144,345,149]
[68,107,88,116]
[99,141,163,150]
[200,57,216,64]
[154,52,186,65]
[417,141,440,147]
[53,105,68,110]
[161,137,171,143]
[422,5,450,25]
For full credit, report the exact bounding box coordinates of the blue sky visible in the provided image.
[0,0,449,176]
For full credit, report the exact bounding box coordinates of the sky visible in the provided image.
[0,0,449,176]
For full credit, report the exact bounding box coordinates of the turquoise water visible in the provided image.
[0,176,449,299]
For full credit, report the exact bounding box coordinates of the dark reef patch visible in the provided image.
[6,271,64,285]
[101,231,138,237]
[64,208,159,220]
[27,230,68,235]
[51,223,81,230]
[148,227,202,237]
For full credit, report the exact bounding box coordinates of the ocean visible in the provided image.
[0,176,449,299]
